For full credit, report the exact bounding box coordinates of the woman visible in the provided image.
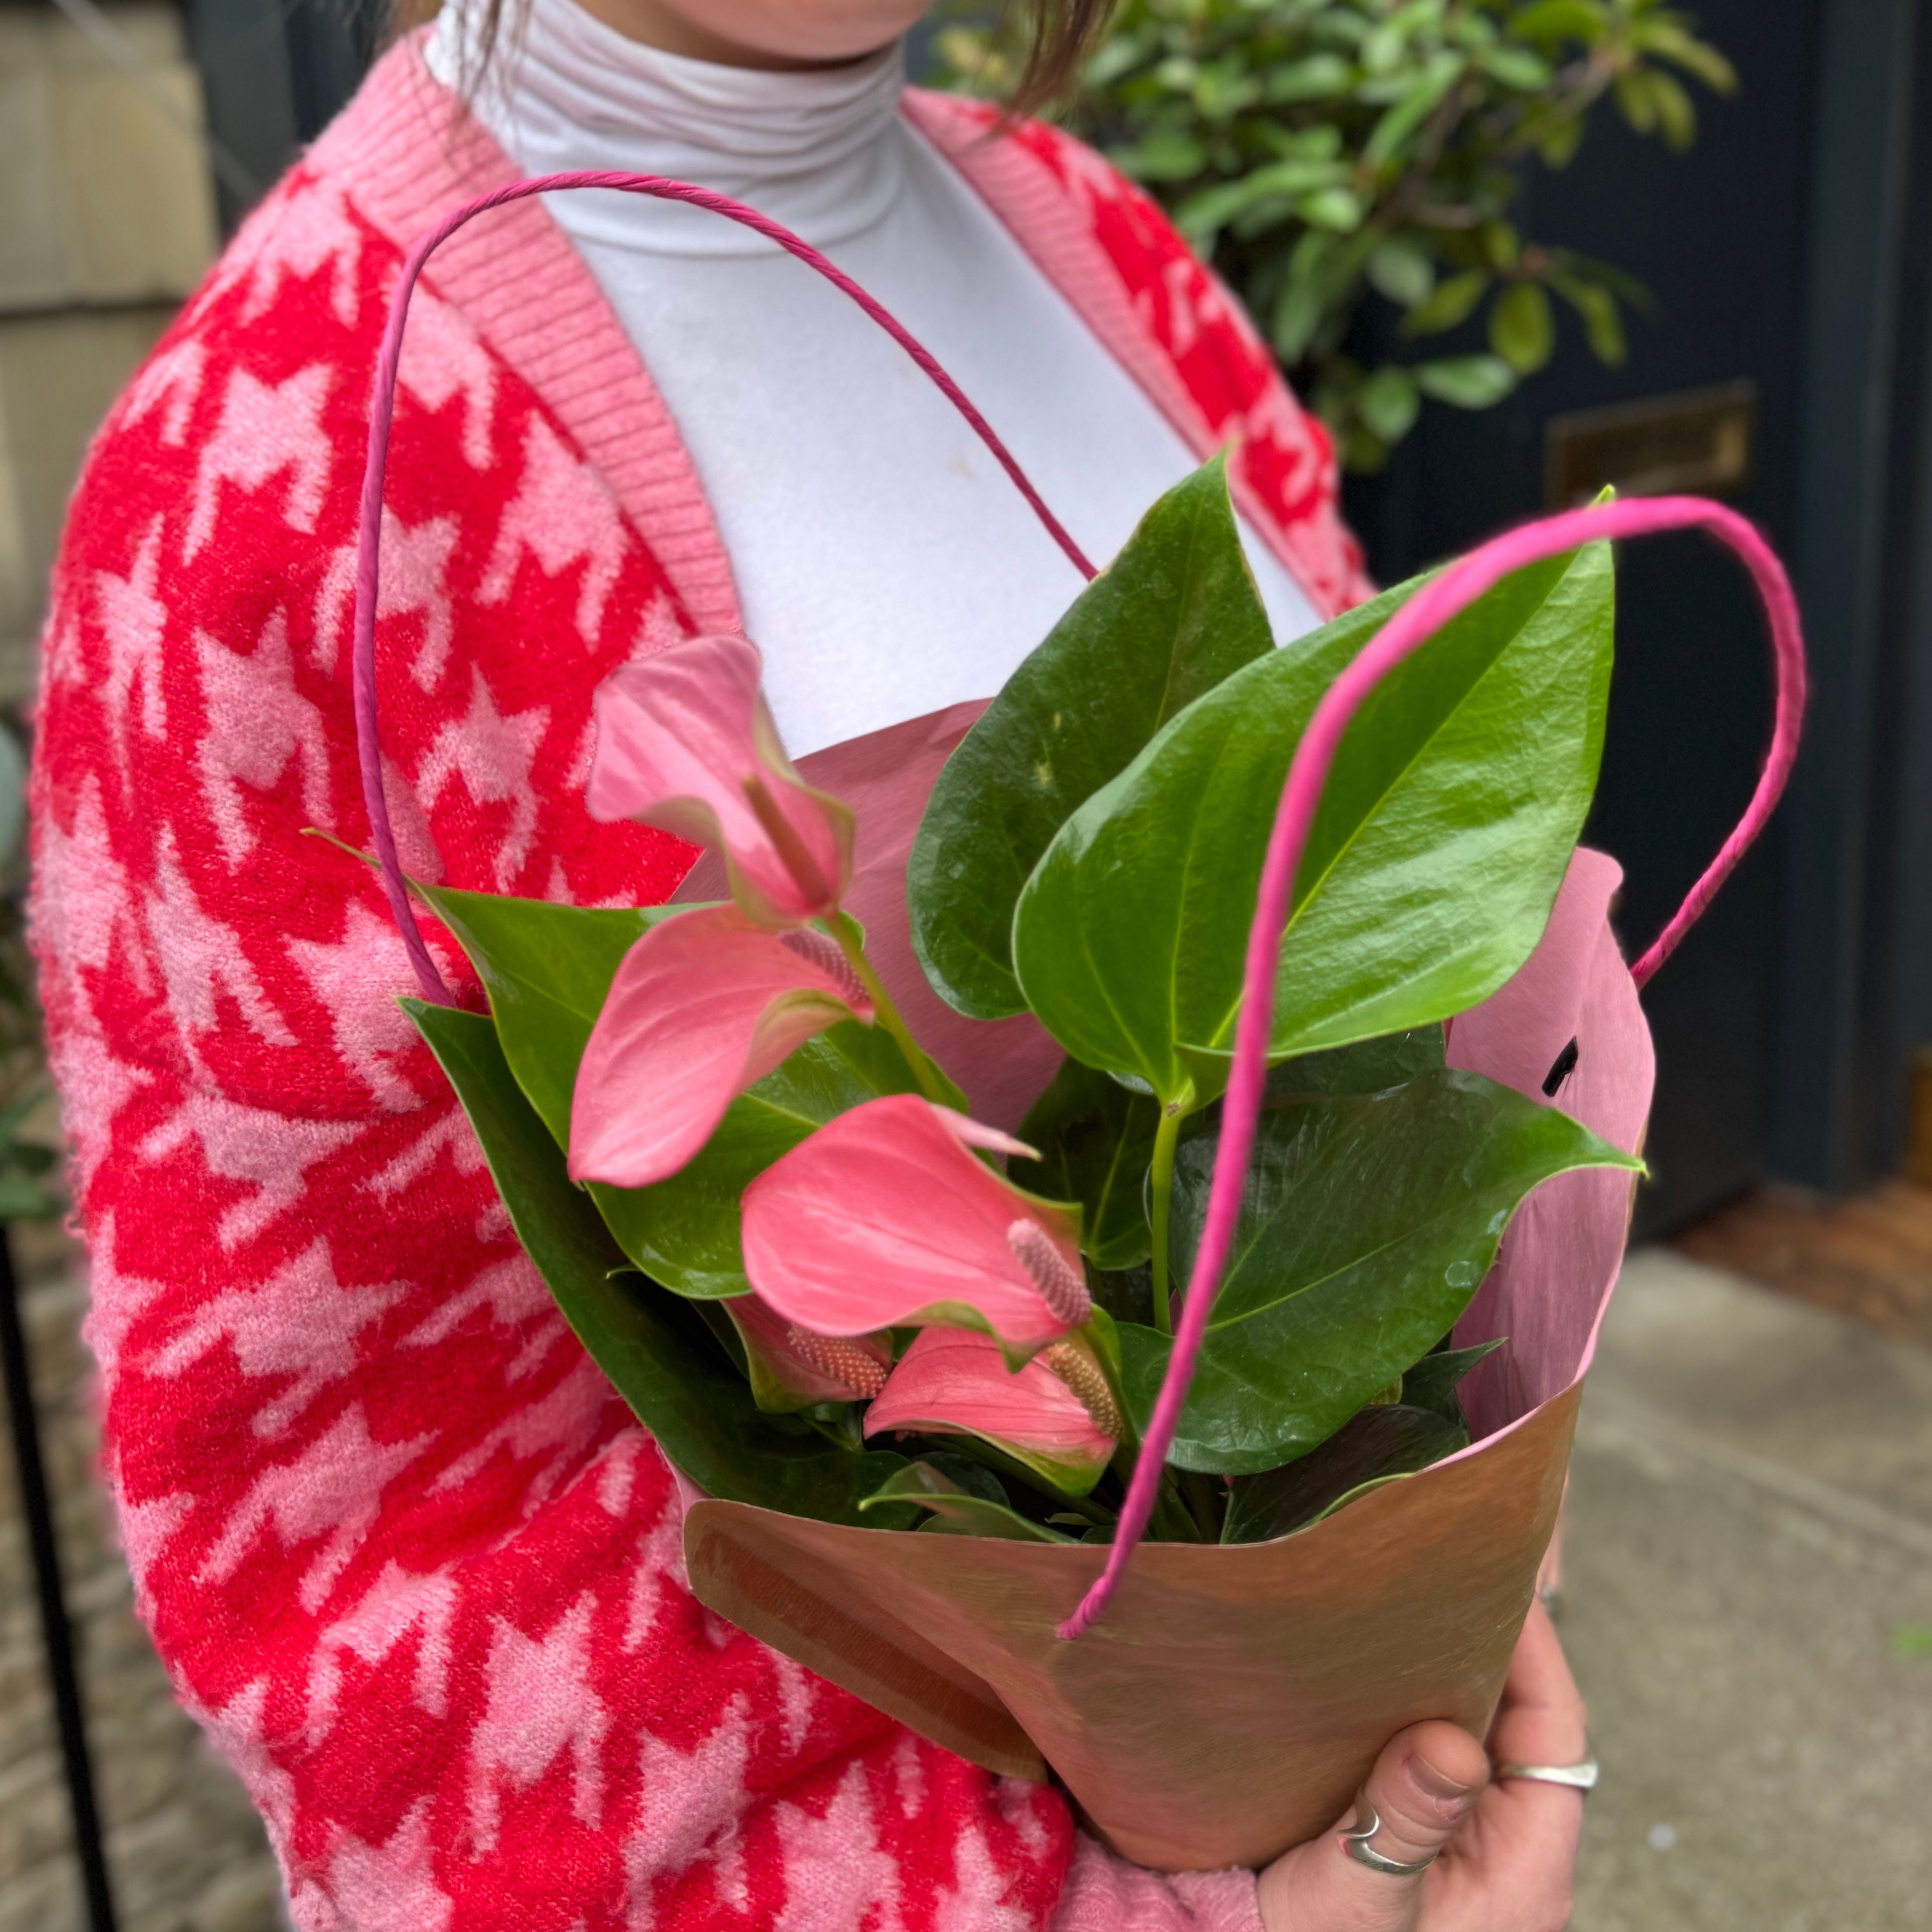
[30,0,1589,1926]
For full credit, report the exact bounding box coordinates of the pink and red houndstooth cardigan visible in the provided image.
[30,37,1367,1932]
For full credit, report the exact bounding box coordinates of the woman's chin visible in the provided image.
[596,0,932,68]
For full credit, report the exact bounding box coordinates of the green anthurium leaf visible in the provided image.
[1400,1336,1506,1424]
[907,455,1274,1020]
[1176,1023,1448,1124]
[858,1462,1078,1542]
[402,1000,913,1526]
[1221,1405,1468,1544]
[1117,1069,1642,1474]
[906,1449,1013,1505]
[411,882,690,1146]
[1009,1059,1162,1269]
[591,1018,943,1298]
[1261,1024,1446,1102]
[1012,543,1613,1103]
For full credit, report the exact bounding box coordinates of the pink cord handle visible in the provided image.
[1060,494,1808,1639]
[353,174,1100,1005]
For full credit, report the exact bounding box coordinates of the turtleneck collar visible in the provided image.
[425,0,910,256]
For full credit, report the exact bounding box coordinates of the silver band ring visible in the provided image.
[1338,1796,1441,1876]
[1495,1757,1599,1792]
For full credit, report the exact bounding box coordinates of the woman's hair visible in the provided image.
[1003,1,1114,114]
[410,1,1114,115]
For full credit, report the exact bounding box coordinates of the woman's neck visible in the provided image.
[426,0,910,255]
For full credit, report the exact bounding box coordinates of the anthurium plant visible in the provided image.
[390,453,1651,1566]
[340,176,1799,1681]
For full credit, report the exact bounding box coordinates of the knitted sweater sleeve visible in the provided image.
[29,166,1247,1932]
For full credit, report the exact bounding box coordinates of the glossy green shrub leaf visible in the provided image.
[907,457,1273,1020]
[1400,268,1489,335]
[1356,365,1421,443]
[1367,236,1435,307]
[403,1001,912,1526]
[1117,1069,1642,1473]
[1011,543,1612,1104]
[1010,1059,1163,1270]
[1221,1404,1468,1544]
[1491,281,1556,374]
[1552,273,1628,365]
[0,1174,58,1219]
[1416,354,1519,408]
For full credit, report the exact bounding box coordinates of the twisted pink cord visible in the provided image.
[1060,494,1808,1639]
[352,173,1100,1004]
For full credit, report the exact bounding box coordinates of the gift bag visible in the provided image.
[345,174,1806,1875]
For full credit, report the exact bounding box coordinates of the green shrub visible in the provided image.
[935,1,1734,470]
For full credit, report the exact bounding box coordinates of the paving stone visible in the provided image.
[1566,1248,1932,1931]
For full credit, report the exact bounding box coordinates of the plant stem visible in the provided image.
[826,912,950,1106]
[1148,1101,1184,1337]
[1183,1469,1224,1543]
[1153,1469,1205,1544]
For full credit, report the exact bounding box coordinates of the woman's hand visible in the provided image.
[1255,1600,1587,1932]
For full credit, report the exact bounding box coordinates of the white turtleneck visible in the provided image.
[425,0,1322,758]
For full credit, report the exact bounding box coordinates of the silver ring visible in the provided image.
[1495,1756,1598,1792]
[1338,1796,1441,1876]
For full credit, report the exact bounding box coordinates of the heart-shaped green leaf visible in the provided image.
[907,455,1273,1020]
[858,1462,1078,1542]
[1009,1058,1163,1269]
[1012,544,1613,1104]
[1259,1023,1445,1102]
[403,1000,912,1526]
[1399,1336,1505,1424]
[1221,1404,1469,1544]
[1117,1068,1642,1473]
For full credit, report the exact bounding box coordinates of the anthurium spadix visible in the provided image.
[740,1095,1089,1354]
[569,906,872,1189]
[723,1292,892,1410]
[586,635,854,926]
[864,1326,1120,1497]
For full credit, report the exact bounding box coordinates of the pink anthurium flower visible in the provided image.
[569,906,872,1188]
[725,1293,892,1410]
[740,1094,1089,1353]
[864,1326,1120,1497]
[586,635,854,926]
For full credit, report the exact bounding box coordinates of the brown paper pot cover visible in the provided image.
[683,840,1654,1873]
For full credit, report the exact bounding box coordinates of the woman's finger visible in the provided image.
[1487,1597,1589,1772]
[1257,1720,1487,1932]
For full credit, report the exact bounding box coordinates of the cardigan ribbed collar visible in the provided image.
[301,39,1313,632]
